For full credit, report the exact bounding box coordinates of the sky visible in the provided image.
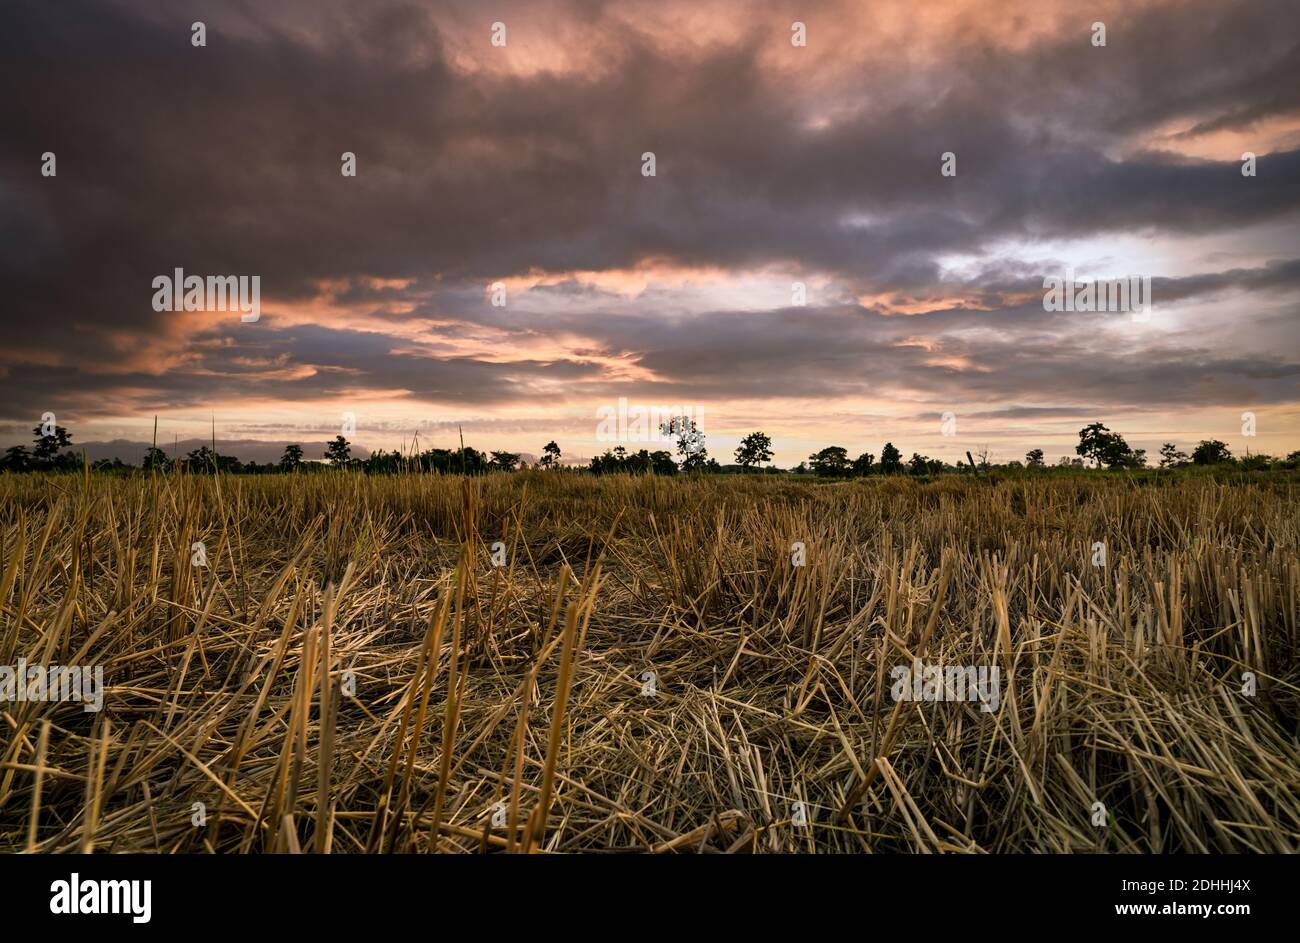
[2,0,1298,466]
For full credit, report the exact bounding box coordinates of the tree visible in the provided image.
[879,442,903,474]
[1025,448,1045,469]
[1076,422,1140,469]
[1191,440,1232,465]
[176,446,239,473]
[324,435,351,466]
[734,432,773,468]
[1158,443,1187,469]
[279,444,304,471]
[681,449,711,472]
[539,440,561,469]
[648,450,677,475]
[2,445,31,472]
[32,423,73,464]
[589,447,676,476]
[808,446,850,477]
[185,445,219,472]
[622,449,651,474]
[143,446,171,472]
[490,450,521,472]
[663,417,709,471]
[1076,423,1113,468]
[852,451,875,476]
[907,452,933,476]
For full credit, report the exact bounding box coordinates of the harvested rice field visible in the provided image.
[1,471,1297,853]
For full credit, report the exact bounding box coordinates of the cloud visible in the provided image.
[1,0,1298,455]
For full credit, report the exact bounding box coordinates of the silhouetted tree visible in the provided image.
[589,447,677,475]
[142,446,171,471]
[1119,448,1147,469]
[659,417,710,471]
[32,423,73,466]
[1158,443,1187,468]
[879,442,903,474]
[1076,422,1142,469]
[490,450,521,471]
[906,454,945,476]
[809,446,850,477]
[852,451,875,476]
[649,450,677,475]
[324,435,351,466]
[734,432,773,468]
[1191,440,1232,465]
[280,443,305,470]
[2,445,31,472]
[185,445,218,472]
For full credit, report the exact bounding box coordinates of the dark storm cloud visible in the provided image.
[1,0,1298,421]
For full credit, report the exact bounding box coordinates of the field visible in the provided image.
[1,470,1297,853]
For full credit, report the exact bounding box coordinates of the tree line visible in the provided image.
[3,420,1297,475]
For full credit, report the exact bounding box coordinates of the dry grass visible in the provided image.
[1,469,1297,853]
